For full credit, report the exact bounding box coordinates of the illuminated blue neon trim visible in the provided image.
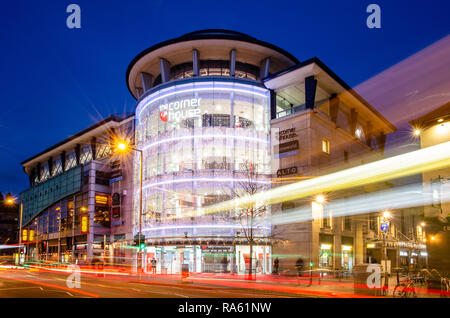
[142,177,271,190]
[141,134,269,151]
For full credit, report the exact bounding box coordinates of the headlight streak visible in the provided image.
[269,182,450,226]
[203,141,450,214]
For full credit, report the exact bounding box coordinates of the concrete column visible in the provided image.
[160,58,171,83]
[376,133,386,156]
[350,109,358,137]
[192,49,199,76]
[75,144,81,166]
[229,49,236,77]
[305,76,317,110]
[48,157,53,177]
[140,72,153,92]
[355,221,364,265]
[334,233,342,269]
[61,151,66,172]
[90,137,97,160]
[366,121,373,147]
[259,57,270,80]
[329,94,339,124]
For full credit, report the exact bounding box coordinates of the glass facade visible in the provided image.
[135,79,272,273]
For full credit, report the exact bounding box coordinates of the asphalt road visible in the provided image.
[0,268,305,298]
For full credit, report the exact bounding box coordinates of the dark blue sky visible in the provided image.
[0,0,449,194]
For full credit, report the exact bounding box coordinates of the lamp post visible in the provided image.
[381,210,391,294]
[114,140,144,273]
[5,195,23,262]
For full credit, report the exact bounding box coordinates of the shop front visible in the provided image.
[142,244,271,275]
[319,234,333,268]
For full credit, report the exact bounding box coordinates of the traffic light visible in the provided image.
[134,233,145,249]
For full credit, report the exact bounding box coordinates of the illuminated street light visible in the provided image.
[431,236,436,241]
[413,128,421,136]
[314,194,326,204]
[113,138,144,274]
[116,141,128,151]
[437,118,444,123]
[382,210,391,219]
[420,222,426,227]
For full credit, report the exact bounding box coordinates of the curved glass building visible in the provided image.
[127,30,298,274]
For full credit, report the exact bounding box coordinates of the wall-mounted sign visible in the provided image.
[109,176,123,184]
[274,140,299,159]
[277,128,297,141]
[112,206,121,219]
[81,215,89,234]
[29,230,34,242]
[95,195,109,205]
[159,98,202,122]
[112,193,121,206]
[277,166,298,177]
[22,229,28,242]
[201,246,234,253]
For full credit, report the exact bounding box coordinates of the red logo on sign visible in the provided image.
[159,110,168,122]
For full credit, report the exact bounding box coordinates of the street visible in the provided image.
[0,268,306,298]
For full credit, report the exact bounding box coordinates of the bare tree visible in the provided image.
[228,160,270,278]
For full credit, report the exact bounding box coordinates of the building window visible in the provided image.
[322,138,330,154]
[52,158,63,176]
[344,216,351,231]
[66,152,77,170]
[322,207,332,228]
[80,146,93,164]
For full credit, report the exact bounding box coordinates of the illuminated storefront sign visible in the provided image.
[81,215,88,233]
[277,166,298,177]
[29,229,34,242]
[159,98,202,122]
[95,195,108,205]
[201,246,234,253]
[22,229,28,242]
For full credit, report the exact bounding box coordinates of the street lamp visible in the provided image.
[5,195,24,262]
[114,139,144,273]
[314,194,326,204]
[380,210,391,294]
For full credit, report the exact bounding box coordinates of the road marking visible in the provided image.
[66,292,74,297]
[0,275,99,298]
[0,287,42,291]
[174,293,189,298]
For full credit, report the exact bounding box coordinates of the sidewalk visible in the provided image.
[127,271,444,298]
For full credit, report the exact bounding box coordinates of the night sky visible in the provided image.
[0,0,449,194]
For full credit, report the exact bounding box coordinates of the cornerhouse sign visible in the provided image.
[159,98,202,122]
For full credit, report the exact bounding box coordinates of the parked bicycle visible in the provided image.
[393,276,418,298]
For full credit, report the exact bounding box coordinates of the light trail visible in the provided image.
[270,182,450,226]
[203,141,450,214]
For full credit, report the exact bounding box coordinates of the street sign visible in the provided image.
[380,222,389,232]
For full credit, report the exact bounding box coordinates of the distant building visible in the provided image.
[20,114,135,265]
[410,101,450,273]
